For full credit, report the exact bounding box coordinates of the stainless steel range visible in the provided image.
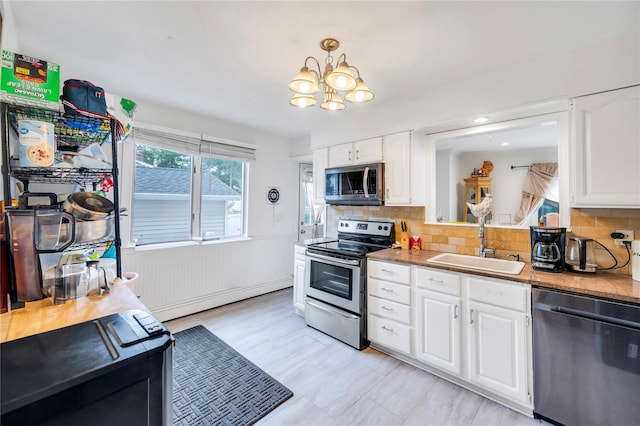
[304,219,395,349]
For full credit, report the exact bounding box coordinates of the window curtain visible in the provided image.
[133,127,256,162]
[514,162,558,225]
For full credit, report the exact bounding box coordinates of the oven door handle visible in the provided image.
[306,297,359,320]
[306,252,361,266]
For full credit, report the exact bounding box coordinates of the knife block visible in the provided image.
[400,232,410,250]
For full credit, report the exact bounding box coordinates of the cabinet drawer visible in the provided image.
[368,315,412,355]
[467,277,526,311]
[368,295,411,324]
[368,278,411,305]
[414,267,461,296]
[368,260,411,284]
[294,244,306,261]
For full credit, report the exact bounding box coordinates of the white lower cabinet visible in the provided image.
[415,288,461,375]
[369,263,533,415]
[367,260,412,356]
[467,300,529,404]
[414,267,462,375]
[293,244,306,315]
[367,314,412,355]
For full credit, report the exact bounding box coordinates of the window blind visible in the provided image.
[133,127,256,162]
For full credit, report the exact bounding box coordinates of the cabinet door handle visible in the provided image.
[428,277,444,283]
[380,269,393,273]
[381,305,393,311]
[348,151,352,161]
[381,287,393,293]
[381,325,394,332]
[356,150,360,160]
[454,304,458,319]
[470,309,474,324]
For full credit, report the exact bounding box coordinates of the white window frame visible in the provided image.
[121,122,255,249]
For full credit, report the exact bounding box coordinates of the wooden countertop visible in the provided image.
[368,249,640,305]
[0,280,148,344]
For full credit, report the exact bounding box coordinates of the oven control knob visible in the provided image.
[383,226,388,230]
[378,225,383,230]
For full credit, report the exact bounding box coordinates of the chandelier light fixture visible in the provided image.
[288,38,374,111]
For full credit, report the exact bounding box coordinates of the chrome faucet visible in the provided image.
[478,215,496,258]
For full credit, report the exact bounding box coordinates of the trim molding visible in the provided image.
[149,277,293,322]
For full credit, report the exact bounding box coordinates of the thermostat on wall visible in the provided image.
[266,187,280,204]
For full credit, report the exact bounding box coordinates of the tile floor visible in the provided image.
[165,288,546,426]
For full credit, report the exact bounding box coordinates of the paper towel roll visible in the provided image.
[632,240,640,281]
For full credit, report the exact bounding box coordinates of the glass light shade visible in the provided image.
[324,61,356,91]
[344,78,374,103]
[290,93,317,108]
[320,90,345,111]
[288,66,319,94]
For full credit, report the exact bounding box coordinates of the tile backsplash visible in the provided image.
[327,206,640,275]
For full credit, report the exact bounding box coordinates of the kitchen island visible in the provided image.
[368,248,640,304]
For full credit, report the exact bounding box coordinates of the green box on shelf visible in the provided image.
[1,50,60,103]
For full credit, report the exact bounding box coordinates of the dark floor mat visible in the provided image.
[173,325,293,425]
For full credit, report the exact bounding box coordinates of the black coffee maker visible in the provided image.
[530,226,566,272]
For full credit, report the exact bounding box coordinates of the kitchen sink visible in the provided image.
[426,253,526,275]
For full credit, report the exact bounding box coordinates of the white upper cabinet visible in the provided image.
[570,85,640,207]
[383,131,412,205]
[328,137,383,167]
[312,147,328,203]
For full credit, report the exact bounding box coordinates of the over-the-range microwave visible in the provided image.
[325,163,384,206]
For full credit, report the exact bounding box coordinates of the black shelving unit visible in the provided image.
[1,101,122,305]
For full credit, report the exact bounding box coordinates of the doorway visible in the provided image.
[298,163,324,242]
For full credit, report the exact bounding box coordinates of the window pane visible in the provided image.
[201,157,244,240]
[133,144,192,244]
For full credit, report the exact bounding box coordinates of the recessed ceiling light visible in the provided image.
[501,142,510,146]
[474,116,489,124]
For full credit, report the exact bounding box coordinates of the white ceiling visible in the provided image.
[6,1,639,139]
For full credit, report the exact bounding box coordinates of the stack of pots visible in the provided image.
[62,192,115,243]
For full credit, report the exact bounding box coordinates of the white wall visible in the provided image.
[118,101,298,321]
[1,4,299,321]
[0,0,19,52]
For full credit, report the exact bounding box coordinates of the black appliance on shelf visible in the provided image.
[530,226,566,272]
[1,310,173,426]
[304,218,395,349]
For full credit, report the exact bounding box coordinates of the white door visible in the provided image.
[328,142,353,167]
[353,137,383,164]
[467,301,529,404]
[298,163,324,242]
[415,288,461,375]
[570,85,640,207]
[383,131,412,205]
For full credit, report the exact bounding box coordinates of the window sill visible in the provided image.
[130,236,251,252]
[201,236,251,246]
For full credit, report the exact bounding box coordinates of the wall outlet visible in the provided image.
[614,229,634,247]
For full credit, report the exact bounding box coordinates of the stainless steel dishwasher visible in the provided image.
[533,288,640,426]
